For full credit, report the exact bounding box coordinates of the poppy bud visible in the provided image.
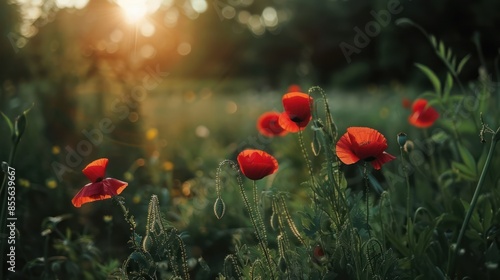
[213,197,226,219]
[397,132,407,147]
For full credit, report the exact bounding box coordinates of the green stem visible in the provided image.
[363,163,370,236]
[448,133,498,277]
[400,146,414,279]
[238,182,274,278]
[401,147,411,230]
[217,160,274,278]
[252,181,268,247]
[298,130,316,189]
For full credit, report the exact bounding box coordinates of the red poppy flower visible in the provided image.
[408,99,439,128]
[312,245,326,263]
[287,84,302,93]
[278,92,313,132]
[257,112,288,137]
[237,149,278,180]
[336,127,395,170]
[72,158,128,207]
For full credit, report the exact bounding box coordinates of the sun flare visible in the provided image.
[116,0,150,24]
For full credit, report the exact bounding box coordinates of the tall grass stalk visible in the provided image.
[448,127,499,277]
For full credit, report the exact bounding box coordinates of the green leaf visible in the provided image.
[457,54,471,74]
[443,73,453,101]
[12,104,34,145]
[427,98,441,108]
[477,149,488,174]
[415,227,434,255]
[431,129,449,144]
[419,91,437,100]
[451,56,457,71]
[0,111,14,138]
[385,230,410,256]
[438,41,446,58]
[451,161,477,181]
[429,35,437,48]
[446,47,453,61]
[457,143,476,172]
[415,63,441,96]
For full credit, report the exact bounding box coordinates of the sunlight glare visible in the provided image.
[116,0,161,24]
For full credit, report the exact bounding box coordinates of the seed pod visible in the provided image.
[397,132,407,147]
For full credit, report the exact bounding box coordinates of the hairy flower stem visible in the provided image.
[253,181,268,247]
[363,163,373,240]
[238,181,275,278]
[448,130,499,277]
[298,130,316,189]
[216,160,274,277]
[400,146,414,278]
[112,196,138,247]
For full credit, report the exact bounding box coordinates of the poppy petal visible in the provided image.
[82,158,108,182]
[278,112,303,133]
[408,99,439,128]
[336,127,394,169]
[280,92,313,132]
[71,181,108,207]
[282,92,313,121]
[237,149,278,180]
[347,127,388,160]
[103,178,128,196]
[71,178,128,208]
[257,112,288,137]
[336,131,360,165]
[411,99,428,112]
[370,152,396,170]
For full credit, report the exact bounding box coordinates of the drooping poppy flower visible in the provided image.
[408,99,439,128]
[278,92,313,132]
[257,112,288,137]
[336,127,395,170]
[237,149,278,180]
[72,158,128,208]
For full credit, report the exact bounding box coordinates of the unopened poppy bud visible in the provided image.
[213,197,226,219]
[397,132,407,147]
